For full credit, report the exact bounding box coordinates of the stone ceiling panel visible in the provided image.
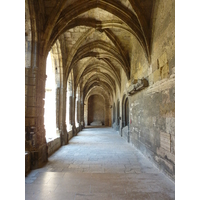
[63,26,91,49]
[110,27,137,59]
[37,0,155,97]
[80,30,116,49]
[78,8,121,21]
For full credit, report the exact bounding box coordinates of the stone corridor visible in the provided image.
[25,127,175,200]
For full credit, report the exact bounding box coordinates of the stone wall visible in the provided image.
[123,0,175,180]
[68,130,73,141]
[47,137,61,157]
[129,75,175,180]
[76,127,80,134]
[25,152,31,176]
[122,126,129,141]
[88,95,105,125]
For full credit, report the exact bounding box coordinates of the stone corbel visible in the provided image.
[127,78,149,96]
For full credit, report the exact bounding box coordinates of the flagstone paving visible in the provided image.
[25,127,175,200]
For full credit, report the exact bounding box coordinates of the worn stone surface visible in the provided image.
[47,138,61,157]
[25,128,175,200]
[128,78,175,180]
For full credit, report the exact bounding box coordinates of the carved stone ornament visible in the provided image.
[127,78,149,96]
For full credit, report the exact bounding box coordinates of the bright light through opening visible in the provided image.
[44,53,57,141]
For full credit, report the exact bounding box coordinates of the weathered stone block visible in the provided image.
[166,117,175,135]
[168,56,175,74]
[160,131,171,152]
[170,134,175,154]
[26,107,36,117]
[171,67,175,75]
[27,86,36,97]
[158,52,168,67]
[160,103,175,117]
[169,86,175,102]
[155,155,174,175]
[25,68,30,76]
[25,96,27,106]
[147,73,153,86]
[29,78,36,85]
[153,69,161,83]
[25,85,28,96]
[27,97,36,106]
[25,52,31,68]
[157,147,175,163]
[161,90,170,104]
[152,60,158,72]
[25,117,36,126]
[25,76,29,85]
[161,63,169,79]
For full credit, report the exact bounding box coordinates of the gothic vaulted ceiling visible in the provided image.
[28,0,154,100]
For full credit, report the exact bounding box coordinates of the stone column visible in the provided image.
[56,87,60,130]
[25,56,48,169]
[59,86,68,145]
[80,91,84,130]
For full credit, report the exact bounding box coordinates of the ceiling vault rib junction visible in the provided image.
[46,0,150,59]
[37,0,154,109]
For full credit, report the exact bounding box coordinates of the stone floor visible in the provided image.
[25,127,175,200]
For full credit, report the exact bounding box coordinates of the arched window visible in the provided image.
[75,85,80,128]
[125,98,129,126]
[117,100,120,125]
[122,95,129,128]
[44,52,57,140]
[66,71,73,131]
[113,103,116,123]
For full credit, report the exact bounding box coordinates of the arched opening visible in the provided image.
[44,52,57,141]
[113,103,116,124]
[88,94,105,126]
[75,85,80,128]
[84,100,88,126]
[125,98,129,127]
[121,95,129,141]
[66,71,73,132]
[117,100,120,126]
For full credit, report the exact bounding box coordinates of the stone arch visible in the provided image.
[122,94,129,128]
[50,41,64,132]
[88,94,105,126]
[121,94,130,142]
[82,72,116,96]
[75,84,81,129]
[77,61,121,91]
[125,98,129,127]
[70,41,129,79]
[83,80,114,101]
[66,70,74,132]
[84,86,111,126]
[44,52,58,140]
[48,0,150,60]
[113,102,116,124]
[117,99,120,126]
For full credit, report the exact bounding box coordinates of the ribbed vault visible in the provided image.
[27,0,154,126]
